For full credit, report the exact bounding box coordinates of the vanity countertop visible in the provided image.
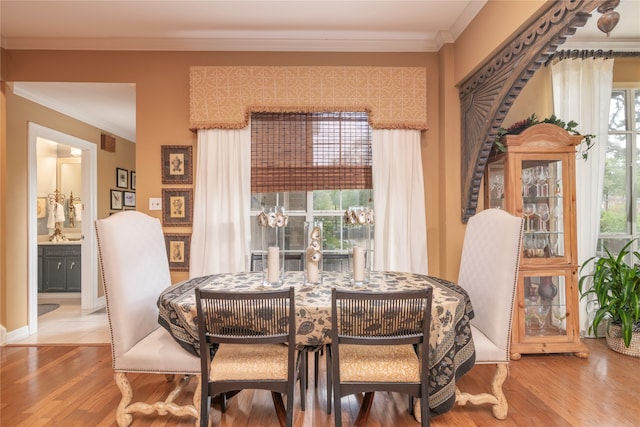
[38,240,82,245]
[38,234,82,245]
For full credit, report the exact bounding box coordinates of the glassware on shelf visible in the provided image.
[535,165,549,197]
[536,202,550,232]
[523,203,535,232]
[522,168,534,197]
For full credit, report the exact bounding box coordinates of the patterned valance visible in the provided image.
[189,66,427,130]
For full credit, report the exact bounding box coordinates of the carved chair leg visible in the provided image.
[455,363,509,420]
[490,364,508,419]
[114,372,134,427]
[113,372,199,426]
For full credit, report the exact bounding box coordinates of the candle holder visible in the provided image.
[257,206,288,287]
[345,206,374,286]
[304,221,323,285]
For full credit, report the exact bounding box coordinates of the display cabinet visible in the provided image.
[484,123,589,359]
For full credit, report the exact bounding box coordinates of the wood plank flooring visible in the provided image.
[1,338,639,426]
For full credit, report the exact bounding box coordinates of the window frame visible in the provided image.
[598,85,640,256]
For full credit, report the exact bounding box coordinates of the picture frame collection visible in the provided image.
[161,145,194,270]
[111,168,136,212]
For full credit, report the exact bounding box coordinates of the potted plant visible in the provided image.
[578,240,640,356]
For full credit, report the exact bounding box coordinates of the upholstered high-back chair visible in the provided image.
[95,211,201,427]
[454,208,524,419]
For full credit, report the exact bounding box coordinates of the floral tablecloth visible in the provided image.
[157,270,475,415]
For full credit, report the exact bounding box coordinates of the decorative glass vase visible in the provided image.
[345,206,374,286]
[257,206,288,287]
[304,221,323,285]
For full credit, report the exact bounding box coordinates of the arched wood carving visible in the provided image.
[459,0,606,222]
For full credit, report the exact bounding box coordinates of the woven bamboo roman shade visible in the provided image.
[189,66,427,130]
[251,112,372,193]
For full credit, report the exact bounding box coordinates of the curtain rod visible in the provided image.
[545,49,640,65]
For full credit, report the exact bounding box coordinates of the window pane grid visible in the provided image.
[599,88,640,255]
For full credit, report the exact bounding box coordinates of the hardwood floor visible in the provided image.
[1,338,638,426]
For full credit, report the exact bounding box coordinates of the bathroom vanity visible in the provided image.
[38,243,81,292]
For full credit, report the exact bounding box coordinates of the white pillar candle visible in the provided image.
[353,246,365,282]
[307,260,319,283]
[267,246,280,283]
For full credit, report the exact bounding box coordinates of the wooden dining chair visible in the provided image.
[329,288,433,427]
[195,287,300,427]
[95,211,201,427]
[454,208,524,419]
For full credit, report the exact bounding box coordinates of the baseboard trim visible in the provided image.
[5,326,30,343]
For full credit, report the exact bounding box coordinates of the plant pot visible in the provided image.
[605,322,640,358]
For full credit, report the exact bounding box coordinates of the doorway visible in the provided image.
[27,123,100,335]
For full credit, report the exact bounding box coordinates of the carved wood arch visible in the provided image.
[459,0,606,222]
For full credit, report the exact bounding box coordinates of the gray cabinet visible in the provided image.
[39,245,81,292]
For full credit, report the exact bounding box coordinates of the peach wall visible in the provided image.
[1,81,6,332]
[613,57,640,83]
[454,0,548,84]
[4,87,134,332]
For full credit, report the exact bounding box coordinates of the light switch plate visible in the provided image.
[149,198,162,211]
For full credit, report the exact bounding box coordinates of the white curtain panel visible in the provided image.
[372,129,428,274]
[189,127,252,277]
[551,57,614,336]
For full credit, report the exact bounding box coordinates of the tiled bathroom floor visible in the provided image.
[7,299,110,345]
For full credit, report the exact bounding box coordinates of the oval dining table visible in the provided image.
[157,270,476,420]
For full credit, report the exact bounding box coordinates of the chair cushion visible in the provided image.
[209,343,290,381]
[339,344,420,383]
[470,324,508,363]
[115,326,200,374]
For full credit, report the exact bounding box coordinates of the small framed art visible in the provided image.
[161,145,193,184]
[37,197,47,218]
[130,171,136,190]
[162,188,193,226]
[110,190,123,210]
[124,191,136,207]
[164,233,191,271]
[116,168,128,189]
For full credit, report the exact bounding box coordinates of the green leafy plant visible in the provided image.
[493,114,595,160]
[578,240,640,347]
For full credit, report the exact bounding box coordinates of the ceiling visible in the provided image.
[1,0,638,143]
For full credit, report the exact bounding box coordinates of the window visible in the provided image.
[598,88,640,254]
[250,112,373,254]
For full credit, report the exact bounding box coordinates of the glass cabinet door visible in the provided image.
[522,272,569,339]
[520,159,565,261]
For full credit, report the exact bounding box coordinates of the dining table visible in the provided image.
[157,270,476,418]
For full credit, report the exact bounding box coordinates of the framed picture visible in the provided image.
[124,191,136,207]
[37,197,48,219]
[161,145,193,184]
[162,188,193,226]
[110,190,123,210]
[130,171,136,190]
[164,233,191,271]
[116,168,128,189]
